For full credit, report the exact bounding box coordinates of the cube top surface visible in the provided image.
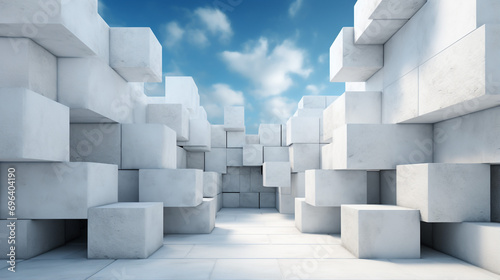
[92,202,162,209]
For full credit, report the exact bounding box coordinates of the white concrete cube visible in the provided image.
[323,91,381,142]
[295,198,340,234]
[227,131,246,148]
[164,198,216,234]
[203,172,222,198]
[0,38,57,100]
[331,124,433,170]
[217,193,223,211]
[164,76,199,112]
[289,144,320,173]
[433,222,500,275]
[147,104,189,141]
[281,125,287,147]
[397,163,490,223]
[0,89,69,162]
[58,57,138,123]
[364,0,427,20]
[264,147,289,162]
[330,27,383,82]
[243,144,264,166]
[205,148,227,174]
[88,202,163,259]
[240,193,259,208]
[222,174,240,193]
[0,162,118,219]
[367,171,380,204]
[263,162,291,187]
[259,124,282,147]
[354,6,406,45]
[70,123,121,167]
[224,106,245,131]
[341,205,420,259]
[305,170,367,207]
[179,118,211,152]
[187,152,205,170]
[139,169,203,207]
[286,117,320,145]
[227,148,243,167]
[298,96,326,109]
[110,28,162,82]
[321,143,334,169]
[211,125,227,148]
[121,124,177,169]
[0,0,110,58]
[380,170,397,205]
[0,220,64,259]
[245,134,260,145]
[260,193,276,208]
[222,193,240,208]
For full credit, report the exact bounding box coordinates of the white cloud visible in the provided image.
[262,96,297,124]
[221,38,312,97]
[194,7,232,41]
[202,84,245,118]
[289,0,303,17]
[305,84,327,95]
[164,21,185,48]
[187,29,209,48]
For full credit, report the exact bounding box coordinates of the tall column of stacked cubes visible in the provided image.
[0,0,499,276]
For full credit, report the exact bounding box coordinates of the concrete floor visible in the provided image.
[1,208,499,280]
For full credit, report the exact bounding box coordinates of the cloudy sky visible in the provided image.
[99,0,356,133]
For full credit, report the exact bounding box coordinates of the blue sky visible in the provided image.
[99,0,356,133]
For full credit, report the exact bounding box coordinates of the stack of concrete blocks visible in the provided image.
[0,0,169,259]
[215,107,278,208]
[322,0,500,273]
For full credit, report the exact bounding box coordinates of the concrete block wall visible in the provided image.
[0,0,499,274]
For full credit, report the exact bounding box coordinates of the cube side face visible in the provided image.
[139,169,203,207]
[87,163,119,209]
[396,164,429,221]
[330,28,345,82]
[259,124,282,146]
[203,172,221,198]
[147,104,189,141]
[211,125,227,148]
[344,91,382,125]
[224,106,245,131]
[341,205,360,258]
[164,198,216,234]
[243,145,264,166]
[144,203,164,256]
[205,148,227,174]
[427,164,490,222]
[70,123,121,167]
[357,209,420,259]
[331,126,348,170]
[287,117,320,145]
[0,163,100,219]
[290,144,320,173]
[263,162,291,187]
[24,38,57,100]
[304,170,317,206]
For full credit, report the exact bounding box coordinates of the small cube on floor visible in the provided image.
[88,202,163,259]
[341,205,420,259]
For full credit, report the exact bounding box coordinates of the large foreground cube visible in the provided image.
[164,198,216,234]
[0,89,69,162]
[263,162,291,187]
[341,205,420,259]
[330,27,383,82]
[122,124,177,169]
[0,220,65,259]
[397,163,490,222]
[139,169,203,207]
[0,162,118,219]
[295,198,340,234]
[433,222,500,275]
[147,104,189,141]
[0,38,57,100]
[0,0,109,58]
[305,170,367,207]
[109,27,162,82]
[88,202,163,259]
[332,124,433,170]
